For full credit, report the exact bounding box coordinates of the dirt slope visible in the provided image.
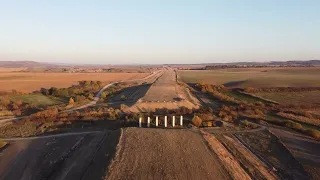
[106,128,231,180]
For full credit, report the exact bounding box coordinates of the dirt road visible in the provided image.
[142,68,182,102]
[106,128,231,180]
[0,130,120,180]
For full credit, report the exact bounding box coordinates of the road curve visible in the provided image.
[0,70,162,125]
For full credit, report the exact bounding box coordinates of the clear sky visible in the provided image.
[0,0,319,64]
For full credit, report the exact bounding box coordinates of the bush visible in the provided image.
[285,121,303,131]
[304,129,320,140]
[192,115,202,127]
[120,95,127,101]
[242,120,249,127]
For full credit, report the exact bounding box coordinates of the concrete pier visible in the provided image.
[164,116,167,127]
[172,116,175,127]
[156,116,159,127]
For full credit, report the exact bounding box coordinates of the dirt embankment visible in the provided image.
[106,128,231,180]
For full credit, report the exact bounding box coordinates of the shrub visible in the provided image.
[304,129,320,140]
[68,97,75,105]
[120,95,127,101]
[242,120,249,127]
[285,121,303,131]
[192,115,202,127]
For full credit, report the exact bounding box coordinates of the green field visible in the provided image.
[178,67,320,88]
[11,94,66,106]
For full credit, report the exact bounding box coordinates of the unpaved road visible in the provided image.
[69,70,162,111]
[106,128,231,180]
[142,68,183,102]
[0,70,162,125]
[0,130,120,180]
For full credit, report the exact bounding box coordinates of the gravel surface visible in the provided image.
[106,128,231,180]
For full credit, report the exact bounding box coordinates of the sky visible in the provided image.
[0,0,319,64]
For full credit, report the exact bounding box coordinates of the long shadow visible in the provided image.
[223,80,247,87]
[107,84,152,108]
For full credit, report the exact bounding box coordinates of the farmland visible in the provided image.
[0,65,320,179]
[178,67,320,88]
[255,90,320,107]
[0,72,150,92]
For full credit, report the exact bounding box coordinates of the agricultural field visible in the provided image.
[0,72,150,92]
[178,67,320,88]
[255,90,320,107]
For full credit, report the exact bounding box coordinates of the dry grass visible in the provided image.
[0,140,8,149]
[178,67,320,88]
[0,72,149,92]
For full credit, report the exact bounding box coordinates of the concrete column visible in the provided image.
[164,116,167,127]
[156,116,158,127]
[139,117,142,127]
[172,116,175,127]
[147,117,150,127]
[180,115,183,126]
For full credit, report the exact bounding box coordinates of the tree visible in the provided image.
[68,97,75,105]
[49,87,57,95]
[40,88,49,95]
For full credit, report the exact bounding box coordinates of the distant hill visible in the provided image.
[0,61,55,68]
[202,60,320,70]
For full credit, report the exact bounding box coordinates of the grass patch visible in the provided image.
[11,94,66,106]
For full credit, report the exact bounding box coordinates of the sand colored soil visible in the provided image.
[106,128,231,180]
[0,72,149,92]
[201,131,251,180]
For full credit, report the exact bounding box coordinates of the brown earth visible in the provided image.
[142,68,181,101]
[236,130,309,179]
[106,128,231,180]
[0,72,149,92]
[0,130,120,180]
[270,127,320,180]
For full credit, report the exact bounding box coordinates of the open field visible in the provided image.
[107,128,231,180]
[178,67,320,88]
[0,72,150,92]
[0,68,27,72]
[255,90,320,107]
[10,94,66,106]
[0,130,120,180]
